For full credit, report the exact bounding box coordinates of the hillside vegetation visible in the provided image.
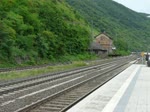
[66,0,150,53]
[1,0,150,67]
[0,0,92,66]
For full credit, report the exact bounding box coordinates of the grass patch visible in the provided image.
[0,61,88,81]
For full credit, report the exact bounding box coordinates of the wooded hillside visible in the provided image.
[66,0,150,53]
[0,0,91,66]
[1,0,150,66]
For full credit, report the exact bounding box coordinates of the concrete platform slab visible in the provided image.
[67,64,150,112]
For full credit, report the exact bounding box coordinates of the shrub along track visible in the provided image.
[0,56,131,74]
[0,58,115,73]
[0,56,138,112]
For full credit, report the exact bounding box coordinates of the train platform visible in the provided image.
[67,64,150,112]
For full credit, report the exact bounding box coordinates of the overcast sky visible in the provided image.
[113,0,150,14]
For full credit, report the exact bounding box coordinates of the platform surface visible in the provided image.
[67,64,150,112]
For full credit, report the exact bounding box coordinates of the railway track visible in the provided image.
[0,59,104,73]
[0,61,76,73]
[0,56,131,90]
[0,56,129,74]
[0,57,130,94]
[0,56,138,112]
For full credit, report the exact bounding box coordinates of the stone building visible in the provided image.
[95,33,114,53]
[89,32,115,56]
[89,41,107,55]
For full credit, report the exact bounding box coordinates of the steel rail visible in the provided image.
[0,56,128,87]
[0,57,138,112]
[16,59,137,112]
[0,56,134,96]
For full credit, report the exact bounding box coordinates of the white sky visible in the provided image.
[113,0,150,14]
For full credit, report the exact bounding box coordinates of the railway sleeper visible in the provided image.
[40,106,62,111]
[44,103,64,108]
[50,101,71,105]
